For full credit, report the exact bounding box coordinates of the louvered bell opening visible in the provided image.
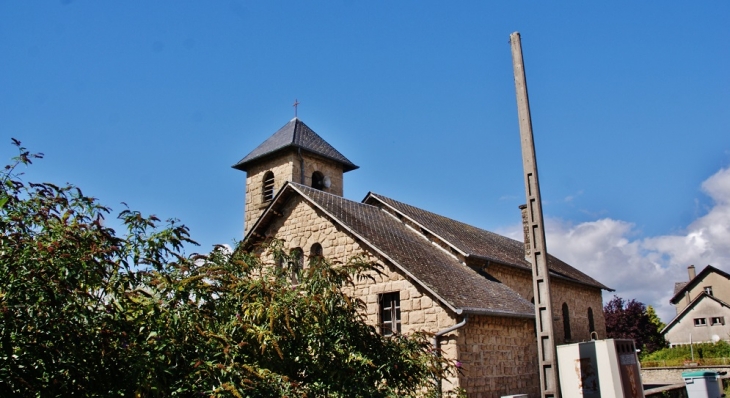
[262,172,275,202]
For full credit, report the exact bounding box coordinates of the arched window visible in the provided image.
[311,171,325,190]
[262,171,275,202]
[562,303,571,341]
[289,247,303,284]
[309,243,323,265]
[588,307,595,335]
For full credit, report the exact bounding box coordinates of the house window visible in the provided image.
[380,292,401,336]
[289,247,303,284]
[711,317,725,326]
[704,286,713,296]
[694,318,707,326]
[262,171,275,202]
[588,307,595,334]
[312,171,325,190]
[562,303,571,341]
[309,243,323,265]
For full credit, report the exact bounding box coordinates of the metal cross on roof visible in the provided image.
[293,99,299,118]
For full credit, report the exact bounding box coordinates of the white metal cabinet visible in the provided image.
[556,339,644,398]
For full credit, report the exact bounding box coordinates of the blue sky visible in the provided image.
[1,1,729,322]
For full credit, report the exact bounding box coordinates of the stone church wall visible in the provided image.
[260,195,459,335]
[291,153,345,198]
[243,151,345,234]
[488,263,606,343]
[243,153,297,233]
[456,315,539,397]
[551,278,607,342]
[258,196,463,390]
[257,196,562,395]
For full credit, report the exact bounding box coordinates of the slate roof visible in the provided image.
[364,193,611,291]
[244,182,607,317]
[674,282,688,295]
[232,118,358,172]
[670,265,730,304]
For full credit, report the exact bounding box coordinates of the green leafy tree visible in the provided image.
[646,305,666,332]
[0,141,457,397]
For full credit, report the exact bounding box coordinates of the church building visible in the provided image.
[233,117,612,397]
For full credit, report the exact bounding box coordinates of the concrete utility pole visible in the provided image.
[509,31,561,398]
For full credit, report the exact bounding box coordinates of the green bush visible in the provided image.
[0,141,460,397]
[643,341,730,361]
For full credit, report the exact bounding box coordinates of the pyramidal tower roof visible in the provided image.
[232,118,358,172]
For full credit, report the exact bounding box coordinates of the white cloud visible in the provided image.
[502,167,730,324]
[563,190,583,203]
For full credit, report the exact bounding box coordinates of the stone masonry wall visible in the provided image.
[244,153,297,234]
[292,153,345,198]
[243,151,345,235]
[488,263,606,344]
[254,195,608,396]
[641,366,730,384]
[551,278,606,343]
[258,196,462,391]
[456,315,539,397]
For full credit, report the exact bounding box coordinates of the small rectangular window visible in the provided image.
[711,317,725,325]
[694,318,707,326]
[380,292,401,336]
[704,286,714,296]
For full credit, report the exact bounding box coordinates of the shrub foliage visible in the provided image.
[643,341,730,361]
[0,141,456,397]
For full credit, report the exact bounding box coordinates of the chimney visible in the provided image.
[688,265,696,281]
[519,204,530,258]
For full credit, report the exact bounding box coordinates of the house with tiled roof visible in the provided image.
[233,118,611,397]
[663,265,730,347]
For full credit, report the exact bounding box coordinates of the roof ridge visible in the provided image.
[372,191,515,237]
[367,191,523,248]
[291,182,380,209]
[366,191,611,291]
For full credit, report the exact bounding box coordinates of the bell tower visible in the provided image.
[232,118,358,234]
